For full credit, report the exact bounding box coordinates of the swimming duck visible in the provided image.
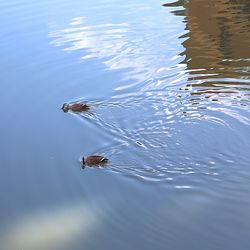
[81,155,108,167]
[62,103,89,112]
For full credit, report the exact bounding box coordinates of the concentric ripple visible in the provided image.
[49,0,250,186]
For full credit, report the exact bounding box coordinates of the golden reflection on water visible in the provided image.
[163,0,250,126]
[164,0,250,93]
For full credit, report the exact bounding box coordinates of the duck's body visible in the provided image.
[82,155,108,167]
[62,103,89,112]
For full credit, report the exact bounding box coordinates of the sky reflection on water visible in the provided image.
[0,0,250,249]
[1,201,105,250]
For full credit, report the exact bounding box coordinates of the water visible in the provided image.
[0,0,250,249]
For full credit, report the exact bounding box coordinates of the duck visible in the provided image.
[62,103,89,112]
[81,155,108,167]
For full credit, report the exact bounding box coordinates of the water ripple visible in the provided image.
[51,0,250,185]
[65,88,248,185]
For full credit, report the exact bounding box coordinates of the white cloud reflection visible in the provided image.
[49,16,183,82]
[50,20,130,62]
[1,201,105,250]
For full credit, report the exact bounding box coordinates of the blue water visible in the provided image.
[0,0,250,249]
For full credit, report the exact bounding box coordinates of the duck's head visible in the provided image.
[62,103,70,112]
[81,157,85,169]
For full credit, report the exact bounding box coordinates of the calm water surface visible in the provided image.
[0,0,250,249]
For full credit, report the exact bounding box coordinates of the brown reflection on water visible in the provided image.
[163,0,250,100]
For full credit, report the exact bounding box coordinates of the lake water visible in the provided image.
[0,0,250,249]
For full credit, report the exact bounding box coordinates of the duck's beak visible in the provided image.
[80,159,85,169]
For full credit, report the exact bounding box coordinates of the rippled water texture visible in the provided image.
[0,0,250,249]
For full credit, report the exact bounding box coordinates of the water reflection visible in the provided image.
[1,201,105,250]
[50,0,250,183]
[163,0,250,98]
[1,1,250,249]
[49,8,183,83]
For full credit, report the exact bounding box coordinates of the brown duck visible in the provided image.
[62,103,89,112]
[81,155,108,167]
